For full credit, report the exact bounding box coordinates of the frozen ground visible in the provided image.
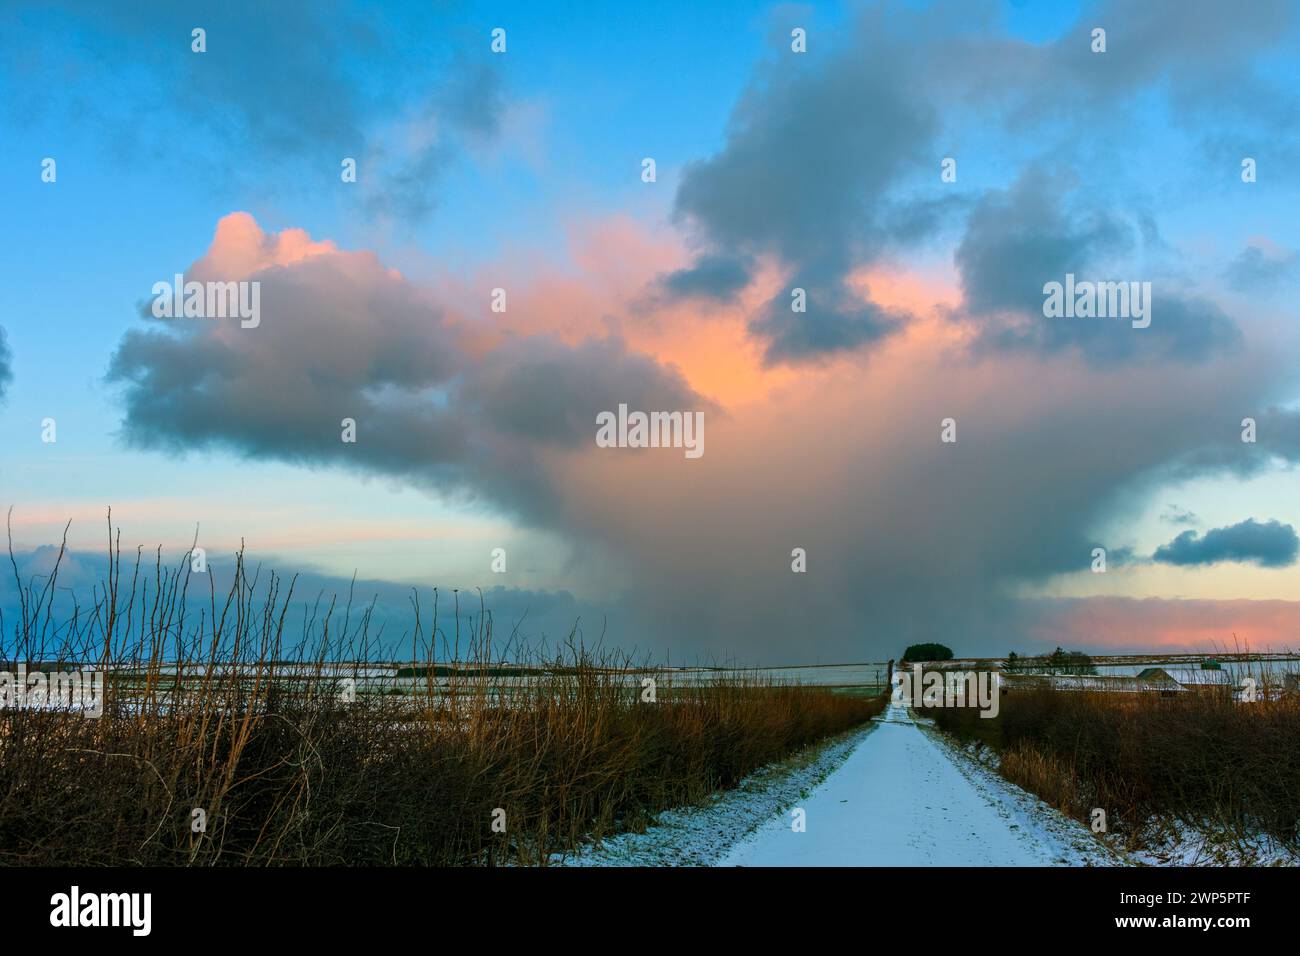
[557,693,1123,866]
[1128,819,1300,866]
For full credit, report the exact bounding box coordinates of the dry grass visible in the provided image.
[0,515,885,866]
[923,679,1300,853]
[996,738,1088,819]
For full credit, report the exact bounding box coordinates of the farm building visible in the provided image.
[1137,667,1234,696]
[1000,673,1185,696]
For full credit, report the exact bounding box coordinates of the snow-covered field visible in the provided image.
[557,694,1122,866]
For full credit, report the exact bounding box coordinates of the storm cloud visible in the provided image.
[89,1,1300,663]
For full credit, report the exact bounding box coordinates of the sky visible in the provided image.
[1,0,1299,663]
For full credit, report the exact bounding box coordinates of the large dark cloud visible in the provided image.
[107,219,708,526]
[537,318,1300,661]
[78,1,1300,663]
[1153,519,1299,568]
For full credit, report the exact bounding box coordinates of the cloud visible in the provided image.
[542,323,1300,659]
[360,56,510,223]
[925,0,1296,124]
[103,209,1300,664]
[956,168,1242,363]
[656,0,1289,365]
[750,282,903,363]
[1225,241,1300,292]
[0,326,11,402]
[1,1,507,221]
[1010,596,1300,654]
[82,2,1300,663]
[107,214,707,526]
[954,168,1131,316]
[1163,406,1300,481]
[665,6,945,364]
[1153,519,1299,568]
[1160,504,1199,526]
[653,254,753,304]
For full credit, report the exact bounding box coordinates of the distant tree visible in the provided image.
[1042,646,1097,675]
[1007,647,1096,675]
[901,642,953,663]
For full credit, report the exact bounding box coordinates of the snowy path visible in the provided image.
[718,693,1119,866]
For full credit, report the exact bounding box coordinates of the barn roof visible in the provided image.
[1003,673,1185,693]
[1138,667,1233,686]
